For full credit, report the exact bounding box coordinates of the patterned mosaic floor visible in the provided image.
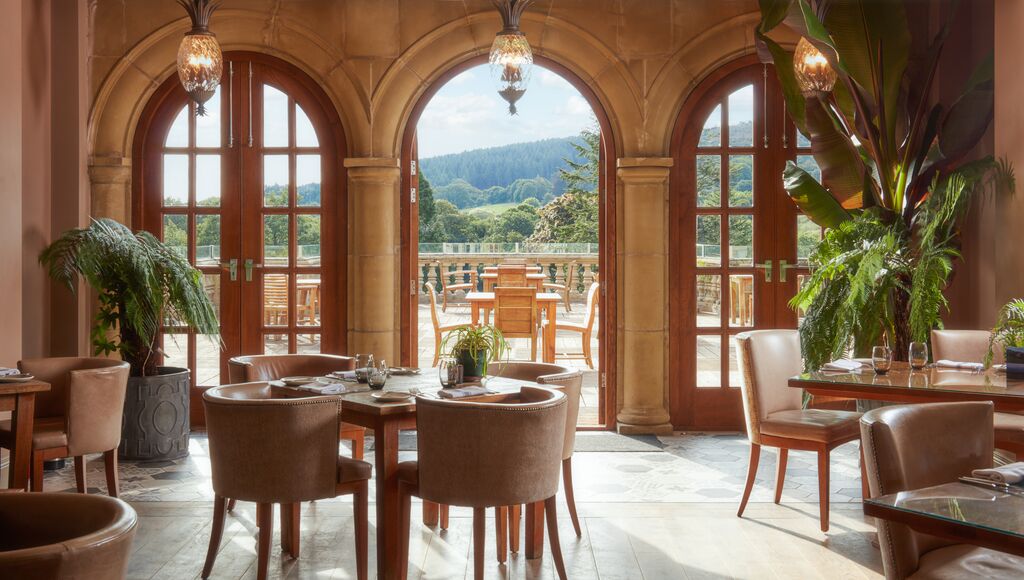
[37,432,864,506]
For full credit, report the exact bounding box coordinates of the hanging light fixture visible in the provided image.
[489,0,536,115]
[793,37,837,94]
[176,0,223,117]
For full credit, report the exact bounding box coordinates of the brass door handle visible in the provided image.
[753,260,773,283]
[220,259,238,282]
[778,260,799,283]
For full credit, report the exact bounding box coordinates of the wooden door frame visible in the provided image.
[398,55,618,429]
[132,51,349,374]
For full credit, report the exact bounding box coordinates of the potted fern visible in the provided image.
[440,325,508,379]
[987,299,1024,377]
[40,219,220,460]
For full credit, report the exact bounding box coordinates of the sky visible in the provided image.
[416,64,596,158]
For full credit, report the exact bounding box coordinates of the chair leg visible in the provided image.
[355,482,368,580]
[227,498,237,512]
[859,444,871,500]
[531,334,538,361]
[774,448,788,504]
[256,503,273,580]
[582,331,594,369]
[818,447,831,532]
[350,430,365,461]
[202,495,227,579]
[737,443,760,517]
[495,506,508,563]
[104,449,119,497]
[545,496,569,580]
[31,451,44,493]
[473,507,486,580]
[440,503,450,530]
[75,455,87,493]
[442,289,449,312]
[280,502,300,558]
[562,457,582,537]
[509,504,521,553]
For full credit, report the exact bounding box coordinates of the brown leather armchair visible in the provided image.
[734,330,863,532]
[397,387,569,580]
[202,383,371,580]
[0,492,137,579]
[0,357,130,495]
[930,329,1024,455]
[860,401,1024,578]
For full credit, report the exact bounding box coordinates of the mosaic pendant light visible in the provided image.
[176,0,223,116]
[489,0,536,115]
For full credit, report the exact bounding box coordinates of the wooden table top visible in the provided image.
[466,292,562,302]
[0,380,51,396]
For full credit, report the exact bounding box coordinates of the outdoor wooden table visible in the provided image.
[0,380,51,490]
[479,272,547,291]
[864,481,1024,557]
[789,362,1024,412]
[276,372,551,580]
[466,291,560,363]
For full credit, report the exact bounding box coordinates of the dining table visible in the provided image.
[479,272,547,291]
[0,380,51,490]
[466,291,560,363]
[864,481,1024,557]
[789,362,1024,412]
[273,371,552,580]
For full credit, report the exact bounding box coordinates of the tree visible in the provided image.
[418,173,436,238]
[436,178,484,208]
[558,119,600,195]
[485,203,539,243]
[528,190,598,244]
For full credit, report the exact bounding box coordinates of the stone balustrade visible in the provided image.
[418,253,599,301]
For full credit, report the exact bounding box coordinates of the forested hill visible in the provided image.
[420,137,585,195]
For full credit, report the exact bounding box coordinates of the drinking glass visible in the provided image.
[438,356,459,388]
[355,353,374,383]
[368,360,388,390]
[871,346,892,375]
[909,342,929,370]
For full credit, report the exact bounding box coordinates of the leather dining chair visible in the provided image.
[0,357,130,495]
[860,401,1024,579]
[735,330,863,532]
[425,281,470,367]
[930,329,1024,455]
[202,383,371,580]
[0,492,137,579]
[397,386,569,580]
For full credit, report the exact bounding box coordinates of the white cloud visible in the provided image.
[564,94,592,116]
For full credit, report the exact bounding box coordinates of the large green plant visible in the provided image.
[40,218,220,377]
[987,299,1024,367]
[757,0,1014,367]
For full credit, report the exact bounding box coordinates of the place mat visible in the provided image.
[365,431,665,453]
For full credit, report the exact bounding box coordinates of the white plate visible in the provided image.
[370,391,414,402]
[0,374,34,383]
[280,376,320,387]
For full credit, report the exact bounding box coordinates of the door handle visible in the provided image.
[778,260,799,283]
[244,259,263,282]
[220,258,238,282]
[753,260,773,283]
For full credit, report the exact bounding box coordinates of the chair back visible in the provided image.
[203,383,343,503]
[0,492,137,579]
[496,265,528,287]
[581,282,600,330]
[18,358,130,456]
[228,353,356,383]
[487,362,581,458]
[494,287,537,339]
[425,281,443,333]
[860,402,994,579]
[734,330,803,444]
[415,386,567,507]
[931,329,1003,364]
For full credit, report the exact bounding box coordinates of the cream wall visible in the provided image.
[87,0,763,433]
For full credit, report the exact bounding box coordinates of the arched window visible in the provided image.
[133,53,347,392]
[669,58,822,429]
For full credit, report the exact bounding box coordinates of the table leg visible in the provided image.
[422,500,439,526]
[472,303,480,326]
[543,303,556,363]
[374,420,402,580]
[9,393,36,490]
[524,500,545,559]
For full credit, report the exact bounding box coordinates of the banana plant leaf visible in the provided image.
[783,161,852,228]
[938,54,994,162]
[804,95,865,205]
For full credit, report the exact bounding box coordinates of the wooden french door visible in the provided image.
[669,59,821,430]
[134,53,347,390]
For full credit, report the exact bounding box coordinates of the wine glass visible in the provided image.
[909,342,929,371]
[368,360,388,390]
[355,354,374,383]
[871,346,892,375]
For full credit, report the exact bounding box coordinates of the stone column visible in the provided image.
[345,158,401,362]
[89,158,132,224]
[616,158,673,435]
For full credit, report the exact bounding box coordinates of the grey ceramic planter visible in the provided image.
[119,366,191,461]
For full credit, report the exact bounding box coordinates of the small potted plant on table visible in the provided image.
[440,325,508,380]
[40,219,220,461]
[988,299,1024,378]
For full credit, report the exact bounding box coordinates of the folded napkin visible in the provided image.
[972,462,1024,484]
[298,382,351,395]
[438,386,492,399]
[329,371,358,381]
[821,359,863,372]
[935,359,985,371]
[0,368,20,377]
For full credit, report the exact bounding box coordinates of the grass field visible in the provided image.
[464,202,518,216]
